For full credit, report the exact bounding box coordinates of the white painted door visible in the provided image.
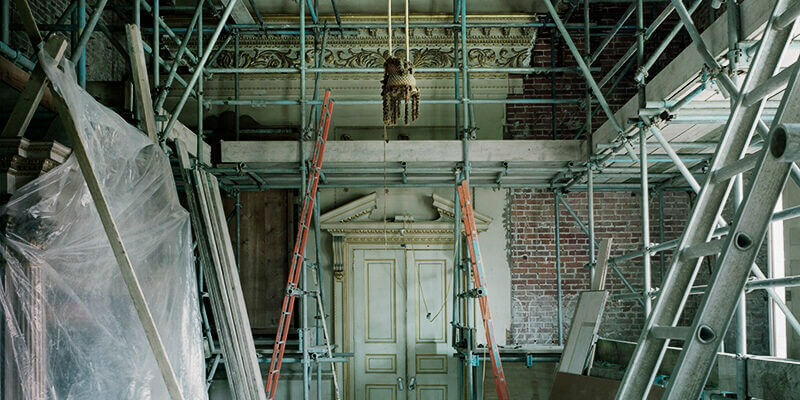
[405,247,458,400]
[353,249,407,400]
[352,247,457,400]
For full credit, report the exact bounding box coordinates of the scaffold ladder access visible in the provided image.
[456,179,510,400]
[616,0,800,398]
[265,90,334,400]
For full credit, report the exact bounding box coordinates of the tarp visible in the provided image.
[0,47,206,399]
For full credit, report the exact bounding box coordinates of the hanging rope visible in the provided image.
[382,0,420,125]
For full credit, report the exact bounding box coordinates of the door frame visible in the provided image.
[320,192,492,399]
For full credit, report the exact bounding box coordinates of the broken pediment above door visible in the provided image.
[319,192,378,224]
[431,193,492,228]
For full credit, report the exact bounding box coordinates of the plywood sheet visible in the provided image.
[223,190,295,333]
[559,291,608,374]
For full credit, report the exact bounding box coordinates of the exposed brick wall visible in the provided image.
[509,189,691,344]
[507,188,771,355]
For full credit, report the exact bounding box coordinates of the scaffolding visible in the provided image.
[3,0,800,398]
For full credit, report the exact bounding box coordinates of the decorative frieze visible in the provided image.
[207,16,538,71]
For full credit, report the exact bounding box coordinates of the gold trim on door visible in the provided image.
[364,258,397,343]
[365,354,397,374]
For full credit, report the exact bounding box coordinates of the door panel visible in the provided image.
[365,384,398,400]
[406,248,457,400]
[415,385,448,400]
[353,249,406,400]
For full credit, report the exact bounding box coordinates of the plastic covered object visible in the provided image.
[0,48,206,399]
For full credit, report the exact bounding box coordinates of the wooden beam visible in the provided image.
[591,238,613,290]
[1,37,67,138]
[13,0,42,46]
[162,108,212,161]
[217,0,255,25]
[221,140,587,164]
[125,24,158,142]
[46,57,185,400]
[0,57,57,112]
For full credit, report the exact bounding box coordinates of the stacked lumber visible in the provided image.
[175,141,266,400]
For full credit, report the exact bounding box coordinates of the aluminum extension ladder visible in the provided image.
[456,180,511,400]
[616,0,800,398]
[265,90,334,399]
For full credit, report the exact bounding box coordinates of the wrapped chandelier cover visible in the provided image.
[381,56,421,126]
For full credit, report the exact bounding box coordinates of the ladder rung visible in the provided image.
[650,325,692,341]
[683,238,725,259]
[711,152,761,184]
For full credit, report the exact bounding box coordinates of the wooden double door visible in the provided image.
[352,246,458,400]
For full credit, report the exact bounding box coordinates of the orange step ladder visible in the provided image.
[457,179,510,400]
[265,90,334,399]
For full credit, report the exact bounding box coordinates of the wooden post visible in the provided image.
[12,0,41,46]
[0,37,67,138]
[125,24,158,142]
[591,238,613,291]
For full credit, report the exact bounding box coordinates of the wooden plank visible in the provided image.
[49,61,185,400]
[221,140,586,164]
[1,37,67,138]
[125,24,158,142]
[190,164,251,399]
[13,0,42,46]
[161,108,212,161]
[549,372,664,400]
[204,173,266,398]
[217,0,256,24]
[558,291,608,374]
[174,140,244,399]
[591,238,613,291]
[0,56,57,111]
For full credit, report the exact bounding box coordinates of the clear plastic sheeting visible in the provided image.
[0,48,206,399]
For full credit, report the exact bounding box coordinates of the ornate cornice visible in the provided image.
[198,15,537,71]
